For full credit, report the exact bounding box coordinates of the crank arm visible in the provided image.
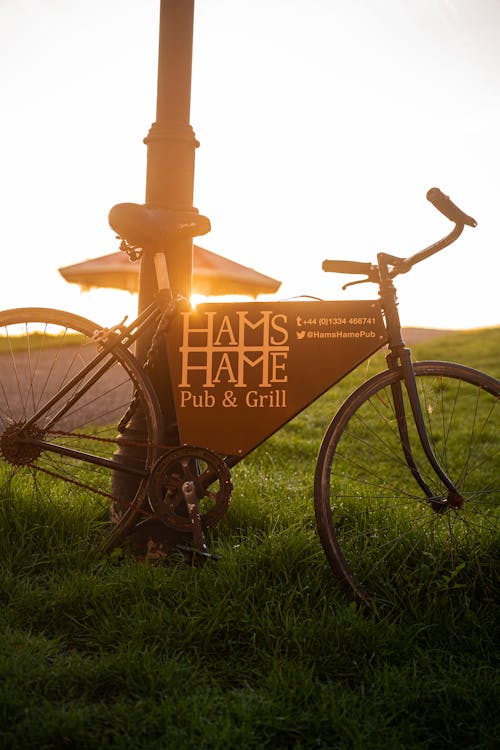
[181,479,208,557]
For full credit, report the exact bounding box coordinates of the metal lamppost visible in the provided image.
[112,0,199,551]
[139,0,199,441]
[144,0,198,294]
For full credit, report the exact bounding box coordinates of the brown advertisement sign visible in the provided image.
[166,300,387,456]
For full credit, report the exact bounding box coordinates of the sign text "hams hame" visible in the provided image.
[178,311,290,388]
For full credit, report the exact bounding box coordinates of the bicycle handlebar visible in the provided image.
[426,187,477,227]
[321,260,374,276]
[323,188,477,286]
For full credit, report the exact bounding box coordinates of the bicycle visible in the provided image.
[0,188,497,611]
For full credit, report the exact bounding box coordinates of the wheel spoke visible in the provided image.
[0,309,161,552]
[315,362,499,609]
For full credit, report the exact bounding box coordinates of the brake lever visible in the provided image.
[342,277,372,291]
[341,255,408,288]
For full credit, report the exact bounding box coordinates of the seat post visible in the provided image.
[153,252,171,293]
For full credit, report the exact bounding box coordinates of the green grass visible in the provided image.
[0,328,498,749]
[0,330,87,353]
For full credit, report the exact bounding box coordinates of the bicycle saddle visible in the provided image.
[108,203,211,250]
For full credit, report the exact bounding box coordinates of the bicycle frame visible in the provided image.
[3,187,494,609]
[13,215,473,505]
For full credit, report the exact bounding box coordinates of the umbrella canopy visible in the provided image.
[59,246,281,298]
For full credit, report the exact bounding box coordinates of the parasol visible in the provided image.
[59,246,280,298]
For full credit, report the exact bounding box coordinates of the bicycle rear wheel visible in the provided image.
[0,308,163,551]
[314,361,499,611]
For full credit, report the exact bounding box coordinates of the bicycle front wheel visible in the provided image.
[0,308,163,551]
[314,361,499,611]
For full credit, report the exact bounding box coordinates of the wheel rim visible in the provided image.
[0,310,161,548]
[315,364,499,610]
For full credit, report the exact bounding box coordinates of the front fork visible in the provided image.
[388,348,464,511]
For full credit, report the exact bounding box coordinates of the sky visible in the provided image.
[1,0,499,329]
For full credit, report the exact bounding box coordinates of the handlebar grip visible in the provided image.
[426,188,477,227]
[322,260,373,275]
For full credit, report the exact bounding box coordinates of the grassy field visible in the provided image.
[0,329,498,749]
[0,330,87,353]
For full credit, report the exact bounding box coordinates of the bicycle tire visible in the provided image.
[314,361,499,611]
[0,307,163,551]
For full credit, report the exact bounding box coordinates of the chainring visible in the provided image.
[147,446,233,532]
